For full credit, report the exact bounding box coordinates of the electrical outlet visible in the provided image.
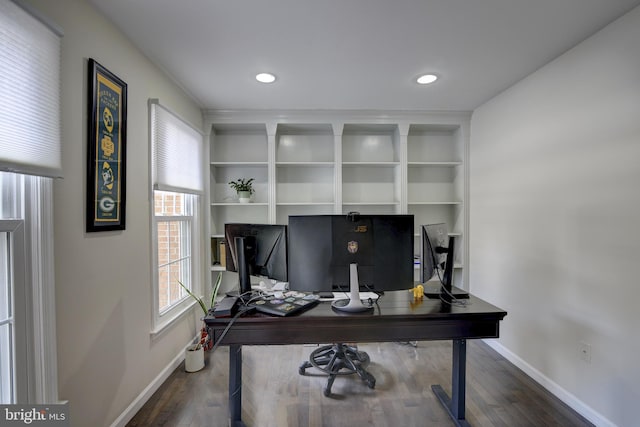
[579,342,591,363]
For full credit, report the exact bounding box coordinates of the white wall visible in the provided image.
[23,1,205,426]
[470,6,640,427]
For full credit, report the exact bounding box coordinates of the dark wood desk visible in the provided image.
[204,291,506,427]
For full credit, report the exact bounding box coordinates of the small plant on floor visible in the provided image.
[178,273,222,351]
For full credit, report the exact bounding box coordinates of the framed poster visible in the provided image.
[86,58,127,232]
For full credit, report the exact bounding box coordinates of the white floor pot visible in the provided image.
[185,345,205,372]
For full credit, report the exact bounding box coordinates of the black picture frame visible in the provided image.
[87,58,127,232]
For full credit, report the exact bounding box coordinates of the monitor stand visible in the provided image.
[424,235,469,300]
[226,236,256,303]
[423,284,469,299]
[331,263,374,313]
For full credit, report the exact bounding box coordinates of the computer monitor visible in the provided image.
[224,223,288,297]
[288,214,414,312]
[421,223,468,300]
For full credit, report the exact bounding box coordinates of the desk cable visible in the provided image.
[206,305,254,355]
[434,269,470,308]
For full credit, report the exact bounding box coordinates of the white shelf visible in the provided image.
[211,161,268,167]
[342,162,401,166]
[276,162,334,166]
[276,202,335,206]
[343,201,400,206]
[408,161,462,166]
[408,201,463,205]
[211,202,269,206]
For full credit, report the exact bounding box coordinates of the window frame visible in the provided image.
[155,191,196,305]
[0,220,27,404]
[151,192,203,337]
[0,173,59,404]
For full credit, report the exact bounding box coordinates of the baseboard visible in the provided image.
[108,347,186,427]
[483,339,617,427]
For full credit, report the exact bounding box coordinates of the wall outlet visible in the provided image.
[579,342,591,363]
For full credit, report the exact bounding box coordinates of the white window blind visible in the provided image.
[0,0,63,178]
[150,101,204,194]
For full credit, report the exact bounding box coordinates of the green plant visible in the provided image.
[179,273,223,316]
[179,274,223,351]
[228,178,255,195]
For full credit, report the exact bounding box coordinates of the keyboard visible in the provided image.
[248,291,320,317]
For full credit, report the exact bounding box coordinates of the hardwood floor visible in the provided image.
[126,340,594,427]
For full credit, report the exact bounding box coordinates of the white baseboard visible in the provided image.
[483,339,616,427]
[108,347,186,427]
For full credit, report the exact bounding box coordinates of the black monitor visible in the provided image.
[288,214,414,312]
[224,223,288,298]
[421,223,468,300]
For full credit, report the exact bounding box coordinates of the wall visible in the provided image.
[470,6,640,427]
[23,1,204,426]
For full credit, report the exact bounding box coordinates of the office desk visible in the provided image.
[204,291,506,427]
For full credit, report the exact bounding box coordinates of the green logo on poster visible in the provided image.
[99,196,116,213]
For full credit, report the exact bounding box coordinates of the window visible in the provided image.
[0,221,26,404]
[0,231,10,403]
[0,0,61,404]
[155,191,194,313]
[0,173,58,404]
[150,101,204,333]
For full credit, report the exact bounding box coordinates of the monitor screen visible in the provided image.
[288,214,414,294]
[224,223,288,283]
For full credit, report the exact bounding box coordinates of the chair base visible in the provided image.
[299,343,376,396]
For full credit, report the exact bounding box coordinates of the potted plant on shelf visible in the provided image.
[228,178,254,203]
[178,274,222,372]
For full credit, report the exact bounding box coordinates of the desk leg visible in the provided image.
[229,344,246,427]
[431,339,471,427]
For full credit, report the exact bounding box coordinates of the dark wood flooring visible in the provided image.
[126,340,594,427]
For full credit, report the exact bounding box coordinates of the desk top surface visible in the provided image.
[204,291,507,345]
[206,291,505,323]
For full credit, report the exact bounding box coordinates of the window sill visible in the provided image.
[150,299,200,341]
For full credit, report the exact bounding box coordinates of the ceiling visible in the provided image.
[88,0,640,112]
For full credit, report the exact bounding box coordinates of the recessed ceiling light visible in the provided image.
[416,74,438,85]
[256,73,276,83]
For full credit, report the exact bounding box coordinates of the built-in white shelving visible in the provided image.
[204,112,470,288]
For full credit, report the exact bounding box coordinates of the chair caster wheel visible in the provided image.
[299,366,306,375]
[323,387,331,397]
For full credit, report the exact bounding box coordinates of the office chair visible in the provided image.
[298,343,376,396]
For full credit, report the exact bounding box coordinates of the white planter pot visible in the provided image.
[237,191,251,203]
[185,345,205,372]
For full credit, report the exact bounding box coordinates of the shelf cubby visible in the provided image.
[276,164,334,204]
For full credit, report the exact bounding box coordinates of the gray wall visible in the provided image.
[24,0,204,426]
[470,6,640,427]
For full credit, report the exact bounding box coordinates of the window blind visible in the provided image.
[150,101,204,194]
[0,0,63,178]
